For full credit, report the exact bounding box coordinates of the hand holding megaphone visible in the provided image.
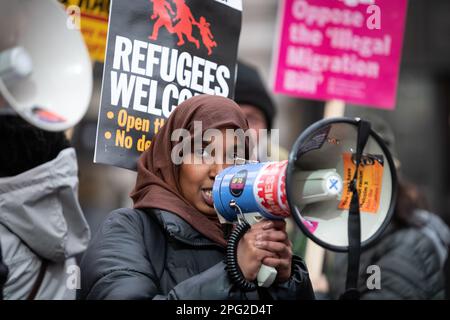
[232,218,289,286]
[214,118,397,292]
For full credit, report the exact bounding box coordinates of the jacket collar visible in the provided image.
[152,209,224,248]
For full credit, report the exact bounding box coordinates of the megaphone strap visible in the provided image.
[342,120,371,299]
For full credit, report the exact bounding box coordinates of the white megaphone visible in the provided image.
[213,118,397,296]
[0,0,93,131]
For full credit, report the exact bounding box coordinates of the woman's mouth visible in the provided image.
[201,188,214,207]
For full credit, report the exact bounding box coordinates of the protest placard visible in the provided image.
[94,0,242,170]
[273,0,407,109]
[60,0,109,62]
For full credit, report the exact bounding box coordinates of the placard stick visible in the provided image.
[324,99,346,119]
[305,99,346,293]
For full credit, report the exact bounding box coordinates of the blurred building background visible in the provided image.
[73,0,450,234]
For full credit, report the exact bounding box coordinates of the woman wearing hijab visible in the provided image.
[78,95,314,300]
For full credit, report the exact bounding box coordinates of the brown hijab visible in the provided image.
[131,94,249,247]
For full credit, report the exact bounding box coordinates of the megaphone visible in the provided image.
[213,118,397,295]
[0,0,93,131]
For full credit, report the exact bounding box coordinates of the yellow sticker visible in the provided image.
[338,152,384,214]
[60,0,109,62]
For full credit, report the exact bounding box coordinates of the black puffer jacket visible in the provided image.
[0,244,8,300]
[78,208,315,300]
[329,210,450,300]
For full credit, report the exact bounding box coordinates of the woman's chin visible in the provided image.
[198,203,217,217]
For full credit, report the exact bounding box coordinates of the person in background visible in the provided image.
[0,116,91,299]
[0,244,7,299]
[234,61,289,162]
[78,95,314,300]
[234,61,307,255]
[326,115,450,300]
[445,254,450,299]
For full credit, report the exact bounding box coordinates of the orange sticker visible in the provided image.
[338,152,384,214]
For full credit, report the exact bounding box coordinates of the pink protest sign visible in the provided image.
[273,0,407,109]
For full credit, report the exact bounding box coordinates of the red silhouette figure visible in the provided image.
[197,16,217,55]
[149,0,175,41]
[172,0,200,49]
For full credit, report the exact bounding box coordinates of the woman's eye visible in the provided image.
[223,152,237,163]
[194,149,204,157]
[194,148,210,158]
[228,152,238,160]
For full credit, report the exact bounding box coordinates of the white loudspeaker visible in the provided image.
[0,0,93,131]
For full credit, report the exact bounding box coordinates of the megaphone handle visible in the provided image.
[257,264,278,287]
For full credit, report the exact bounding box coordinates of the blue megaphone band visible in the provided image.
[213,161,290,222]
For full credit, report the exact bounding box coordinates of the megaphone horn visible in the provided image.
[0,0,93,131]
